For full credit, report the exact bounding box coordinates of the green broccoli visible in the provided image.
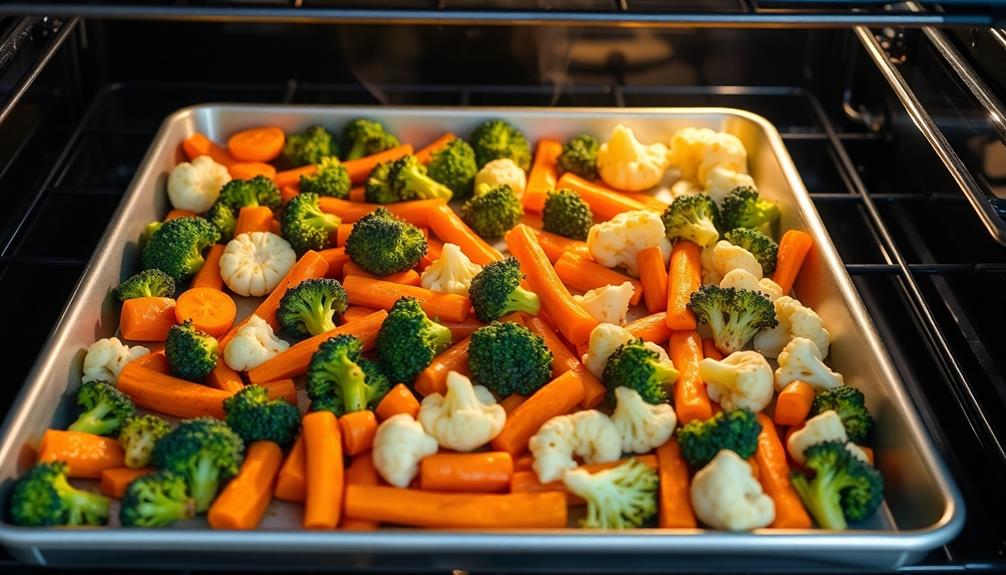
[724,227,778,275]
[115,268,176,301]
[151,417,244,512]
[204,200,236,242]
[223,384,301,447]
[542,188,594,241]
[362,159,397,204]
[556,134,599,180]
[9,461,111,526]
[344,207,427,276]
[307,334,390,415]
[564,458,658,529]
[602,340,679,405]
[277,278,348,339]
[119,471,196,528]
[460,184,523,239]
[364,155,453,204]
[68,380,136,436]
[375,297,453,383]
[468,257,540,322]
[280,192,341,254]
[217,176,281,211]
[720,186,780,232]
[342,119,399,161]
[687,285,778,354]
[790,441,884,530]
[119,414,172,469]
[427,138,478,200]
[811,386,873,444]
[676,408,762,469]
[467,321,553,397]
[283,125,338,167]
[661,193,721,247]
[471,120,532,170]
[141,216,220,281]
[142,220,162,244]
[300,156,351,198]
[165,320,219,382]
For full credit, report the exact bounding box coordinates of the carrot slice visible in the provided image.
[317,247,349,279]
[118,362,231,419]
[702,338,725,361]
[227,127,285,163]
[420,452,513,493]
[528,228,589,264]
[414,337,471,398]
[427,204,503,266]
[375,384,420,421]
[37,430,124,479]
[499,394,526,414]
[755,413,813,528]
[637,246,669,314]
[415,132,457,164]
[342,305,377,324]
[99,466,152,499]
[228,161,277,181]
[234,206,275,236]
[318,196,443,227]
[553,250,644,306]
[342,275,470,323]
[656,440,697,528]
[774,380,816,427]
[556,173,651,220]
[182,133,235,166]
[523,140,563,212]
[342,261,422,287]
[275,434,307,503]
[339,411,378,456]
[120,297,177,342]
[192,244,225,290]
[275,165,316,189]
[344,486,566,528]
[773,229,814,295]
[523,315,605,409]
[624,312,672,345]
[513,454,533,472]
[165,209,197,222]
[206,359,244,394]
[509,456,657,505]
[344,144,414,185]
[342,454,380,531]
[668,331,713,424]
[666,240,701,331]
[174,287,236,338]
[208,440,283,530]
[302,411,343,530]
[491,371,586,456]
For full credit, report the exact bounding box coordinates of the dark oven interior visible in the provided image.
[0,11,1005,573]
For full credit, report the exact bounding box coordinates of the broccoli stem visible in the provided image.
[652,361,680,387]
[794,473,847,530]
[300,293,337,336]
[68,403,114,435]
[140,495,194,525]
[348,141,367,161]
[507,287,541,316]
[59,479,111,524]
[342,373,369,413]
[190,456,222,513]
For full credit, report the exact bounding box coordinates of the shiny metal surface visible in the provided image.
[0,105,964,571]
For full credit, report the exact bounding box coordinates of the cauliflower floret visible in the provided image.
[611,386,677,453]
[775,337,844,391]
[668,127,748,187]
[754,296,830,359]
[573,281,635,326]
[596,124,671,191]
[420,243,482,296]
[223,314,289,371]
[701,240,762,285]
[704,166,756,205]
[845,442,871,464]
[698,351,774,413]
[786,410,846,465]
[372,413,439,488]
[581,324,670,379]
[529,410,621,483]
[587,210,671,277]
[720,269,783,302]
[167,155,231,213]
[82,338,149,384]
[474,158,526,198]
[670,178,703,199]
[418,371,505,452]
[562,458,659,529]
[690,449,775,531]
[220,231,296,297]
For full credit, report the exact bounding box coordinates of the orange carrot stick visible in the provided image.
[375,384,420,421]
[417,236,444,271]
[509,456,658,505]
[414,337,471,398]
[274,434,307,503]
[118,363,232,419]
[668,332,713,424]
[99,467,152,498]
[499,394,526,414]
[415,132,457,164]
[208,440,283,530]
[318,247,349,279]
[755,413,813,529]
[666,240,701,331]
[37,430,124,479]
[420,452,513,493]
[228,162,277,181]
[339,411,378,456]
[439,317,485,343]
[344,144,414,185]
[318,196,443,227]
[773,380,816,427]
[656,440,697,528]
[228,127,285,162]
[302,411,343,530]
[523,315,605,409]
[206,359,244,394]
[637,246,669,314]
[344,486,566,528]
[342,261,422,287]
[174,287,236,338]
[234,206,274,236]
[132,350,169,372]
[120,297,176,342]
[275,165,316,189]
[260,378,298,406]
[553,251,644,306]
[523,140,562,212]
[514,454,533,472]
[348,186,366,202]
[342,275,470,323]
[624,312,673,345]
[182,133,235,166]
[342,305,377,324]
[702,338,725,361]
[491,371,586,456]
[342,454,380,531]
[164,209,197,222]
[622,192,668,212]
[529,228,589,264]
[427,204,503,266]
[280,184,300,204]
[556,173,651,220]
[773,229,814,295]
[191,244,225,290]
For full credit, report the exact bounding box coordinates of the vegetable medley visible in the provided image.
[10,118,882,533]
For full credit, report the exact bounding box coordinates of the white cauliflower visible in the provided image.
[219,231,296,297]
[587,210,670,277]
[720,269,783,302]
[474,158,526,198]
[698,351,774,413]
[754,296,830,359]
[786,410,847,465]
[573,281,635,326]
[775,337,844,391]
[418,371,505,452]
[420,243,482,295]
[167,155,230,213]
[670,178,702,199]
[223,314,289,371]
[596,124,671,191]
[690,449,775,531]
[846,442,871,464]
[82,338,149,384]
[704,166,756,205]
[701,240,762,285]
[581,323,670,379]
[372,413,439,488]
[668,127,748,187]
[611,386,677,453]
[529,410,621,483]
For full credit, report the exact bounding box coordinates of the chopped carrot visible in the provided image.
[624,312,673,344]
[420,452,513,493]
[523,315,605,409]
[174,287,236,338]
[227,127,285,163]
[37,430,124,479]
[342,261,422,287]
[133,350,169,373]
[336,223,353,246]
[118,362,231,419]
[499,394,526,415]
[415,132,457,164]
[530,228,590,264]
[348,187,366,202]
[668,332,713,424]
[666,240,701,331]
[556,173,651,220]
[344,144,414,185]
[339,411,378,456]
[342,275,470,323]
[344,486,566,528]
[182,133,235,166]
[510,456,658,505]
[414,337,470,398]
[755,413,813,528]
[622,192,668,212]
[164,209,197,221]
[656,440,696,528]
[439,317,485,343]
[206,359,244,394]
[523,140,563,212]
[276,166,315,189]
[234,206,275,236]
[260,378,297,406]
[280,184,300,203]
[491,371,586,456]
[774,380,816,427]
[317,247,349,279]
[342,305,376,324]
[513,454,533,472]
[120,297,177,342]
[773,229,814,295]
[702,338,725,361]
[269,218,282,236]
[859,445,875,465]
[228,162,277,181]
[191,244,225,290]
[637,246,669,314]
[274,434,307,503]
[208,441,283,530]
[318,196,443,227]
[521,211,544,229]
[302,411,343,530]
[427,204,503,266]
[553,250,643,306]
[99,466,152,499]
[375,384,420,421]
[417,236,444,270]
[342,454,380,531]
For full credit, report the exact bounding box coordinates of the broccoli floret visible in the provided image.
[307,334,390,415]
[661,193,721,247]
[556,134,599,180]
[468,257,540,322]
[217,176,281,211]
[676,408,762,469]
[204,200,236,242]
[365,155,453,204]
[151,417,244,512]
[375,297,453,383]
[119,471,195,528]
[602,340,679,405]
[165,320,219,382]
[283,125,338,167]
[427,138,478,200]
[300,156,351,198]
[471,120,532,170]
[467,321,553,397]
[564,458,658,529]
[460,184,523,239]
[342,119,399,161]
[790,441,884,530]
[142,220,162,244]
[344,207,427,276]
[141,216,220,281]
[9,461,111,526]
[720,186,780,232]
[280,192,341,254]
[812,386,873,444]
[223,385,301,447]
[277,278,348,339]
[687,285,778,354]
[119,414,172,469]
[363,159,397,204]
[724,227,778,275]
[115,268,176,301]
[542,188,594,241]
[68,380,136,436]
